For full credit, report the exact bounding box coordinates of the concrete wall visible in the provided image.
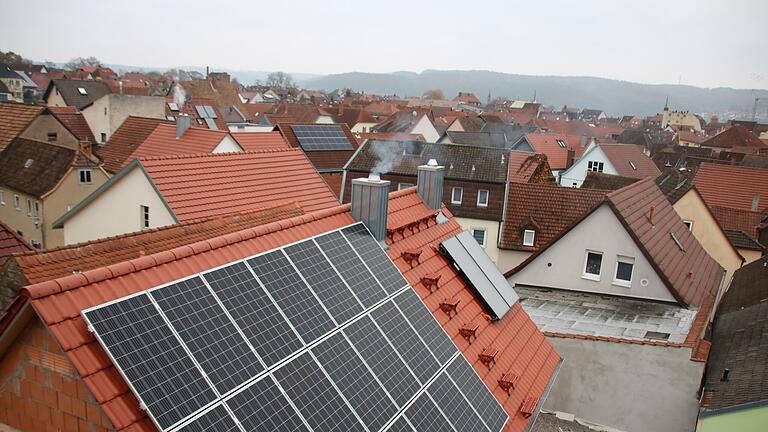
[559,146,617,188]
[497,249,531,274]
[698,405,768,432]
[45,88,67,108]
[672,190,743,288]
[82,95,164,143]
[212,135,242,153]
[544,337,703,432]
[20,115,80,150]
[0,187,41,247]
[509,205,677,302]
[62,166,176,244]
[455,217,501,264]
[42,167,109,248]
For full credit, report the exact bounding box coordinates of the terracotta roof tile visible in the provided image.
[230,131,289,151]
[694,163,768,212]
[709,205,762,238]
[96,116,174,174]
[599,144,661,179]
[521,133,576,169]
[0,220,32,265]
[700,124,767,153]
[507,151,550,183]
[164,97,228,130]
[49,106,97,144]
[124,123,230,167]
[0,101,44,151]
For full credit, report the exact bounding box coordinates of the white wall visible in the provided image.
[212,135,243,153]
[411,116,440,143]
[316,115,334,124]
[559,146,617,187]
[228,125,274,133]
[62,166,176,244]
[455,217,501,264]
[508,204,677,302]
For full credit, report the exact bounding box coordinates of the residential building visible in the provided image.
[579,108,606,122]
[507,178,724,432]
[324,105,379,132]
[53,149,339,244]
[0,65,23,102]
[693,164,768,212]
[0,220,32,267]
[372,110,441,143]
[0,101,92,152]
[96,116,174,174]
[699,124,768,155]
[512,132,588,178]
[709,205,765,264]
[559,142,661,187]
[697,255,768,432]
[230,131,290,151]
[122,122,241,163]
[81,94,165,143]
[43,79,111,110]
[0,138,107,248]
[452,91,481,107]
[662,106,703,132]
[0,167,560,432]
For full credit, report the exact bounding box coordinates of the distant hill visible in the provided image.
[305,70,768,119]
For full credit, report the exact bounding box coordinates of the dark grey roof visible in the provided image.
[347,140,509,183]
[655,169,695,203]
[0,65,20,79]
[701,255,768,412]
[45,79,111,109]
[740,154,768,169]
[444,131,509,148]
[723,229,765,251]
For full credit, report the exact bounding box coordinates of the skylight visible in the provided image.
[629,161,637,170]
[168,102,179,111]
[670,232,686,252]
[556,139,566,148]
[77,87,87,95]
[24,158,34,168]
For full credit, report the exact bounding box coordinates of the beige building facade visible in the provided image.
[81,94,165,143]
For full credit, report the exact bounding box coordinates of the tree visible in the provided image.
[266,72,294,88]
[423,89,445,100]
[0,50,31,64]
[64,56,102,70]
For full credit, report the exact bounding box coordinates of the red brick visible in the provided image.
[43,387,57,408]
[57,392,71,414]
[29,380,45,403]
[61,376,79,398]
[86,402,102,424]
[76,381,91,402]
[36,401,51,425]
[64,413,79,431]
[71,397,87,420]
[78,418,90,432]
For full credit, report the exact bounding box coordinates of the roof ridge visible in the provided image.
[137,147,301,162]
[606,176,655,199]
[23,203,352,300]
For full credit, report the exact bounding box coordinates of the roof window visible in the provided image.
[670,232,685,252]
[77,87,87,95]
[629,161,637,170]
[24,158,34,168]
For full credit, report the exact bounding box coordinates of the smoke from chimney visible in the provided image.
[173,84,187,110]
[371,143,400,175]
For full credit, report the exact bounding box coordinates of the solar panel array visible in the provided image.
[290,124,354,151]
[83,222,508,432]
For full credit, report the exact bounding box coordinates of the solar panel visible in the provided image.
[404,392,454,432]
[284,239,364,324]
[203,105,217,118]
[312,332,399,431]
[150,277,263,395]
[344,315,421,407]
[315,231,387,307]
[388,416,416,432]
[342,223,408,294]
[202,262,303,367]
[371,301,440,384]
[428,371,490,432]
[273,352,366,432]
[204,118,218,130]
[195,105,208,118]
[446,356,509,431]
[290,124,353,151]
[394,289,457,365]
[177,405,239,432]
[248,250,335,344]
[83,294,216,430]
[226,376,309,432]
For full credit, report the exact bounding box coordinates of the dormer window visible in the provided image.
[522,229,535,246]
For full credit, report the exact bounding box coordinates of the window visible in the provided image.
[472,228,486,247]
[683,220,693,231]
[140,205,150,229]
[397,182,414,191]
[24,159,34,168]
[33,201,39,217]
[77,87,87,95]
[103,107,107,116]
[47,132,57,142]
[0,190,4,205]
[670,232,685,252]
[629,161,637,170]
[100,133,106,143]
[523,229,535,246]
[613,256,634,287]
[477,189,489,207]
[14,195,20,210]
[26,199,32,216]
[556,139,567,148]
[587,161,604,172]
[451,187,463,204]
[78,169,93,184]
[583,250,603,280]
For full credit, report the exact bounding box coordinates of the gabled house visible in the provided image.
[699,124,768,155]
[506,178,724,432]
[43,79,111,110]
[693,163,768,213]
[708,205,765,264]
[230,131,290,151]
[324,105,379,132]
[0,138,107,248]
[372,110,441,143]
[0,166,560,432]
[0,101,92,152]
[559,142,660,187]
[53,149,339,244]
[511,132,588,178]
[122,122,241,165]
[96,116,174,174]
[698,255,768,432]
[164,97,229,131]
[578,108,606,122]
[0,220,32,267]
[452,91,481,107]
[80,94,165,143]
[0,65,23,102]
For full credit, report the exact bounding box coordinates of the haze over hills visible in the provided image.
[304,70,768,119]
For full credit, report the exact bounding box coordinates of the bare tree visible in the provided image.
[423,89,445,100]
[0,50,31,64]
[266,72,295,88]
[65,56,102,70]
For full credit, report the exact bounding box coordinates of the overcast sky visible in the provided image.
[2,0,766,89]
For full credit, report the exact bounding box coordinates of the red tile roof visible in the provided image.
[354,132,425,144]
[19,188,558,432]
[599,144,661,179]
[500,183,606,251]
[230,131,289,151]
[139,149,340,221]
[709,205,762,238]
[164,97,228,130]
[694,163,768,212]
[0,220,32,265]
[700,124,767,154]
[49,106,97,144]
[507,151,550,183]
[452,92,481,104]
[0,101,44,151]
[521,133,575,169]
[96,116,174,174]
[123,123,230,167]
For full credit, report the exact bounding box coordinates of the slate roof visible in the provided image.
[123,123,230,167]
[44,79,111,110]
[274,122,359,171]
[701,255,768,412]
[444,131,510,148]
[96,116,173,174]
[354,132,425,145]
[49,106,97,144]
[347,140,510,183]
[655,169,695,203]
[700,124,767,153]
[230,131,289,151]
[0,220,32,266]
[500,183,606,251]
[599,144,661,179]
[0,138,92,197]
[18,188,559,432]
[694,163,768,212]
[723,229,765,251]
[581,172,639,192]
[0,101,44,151]
[739,154,768,168]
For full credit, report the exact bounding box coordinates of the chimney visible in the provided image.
[176,114,191,139]
[580,134,587,147]
[417,159,444,210]
[566,148,576,168]
[79,140,92,157]
[351,174,390,241]
[339,104,344,115]
[752,193,761,211]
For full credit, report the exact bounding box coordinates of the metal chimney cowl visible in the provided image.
[417,159,444,210]
[351,174,390,241]
[176,114,191,139]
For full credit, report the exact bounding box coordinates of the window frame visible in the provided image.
[587,160,604,173]
[683,220,693,231]
[100,132,107,143]
[613,255,635,287]
[13,195,20,211]
[471,228,487,247]
[0,190,4,205]
[46,132,57,142]
[78,169,93,184]
[582,250,603,281]
[451,187,463,205]
[33,201,40,217]
[26,199,32,217]
[476,189,489,207]
[140,205,150,229]
[397,182,414,191]
[522,229,535,246]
